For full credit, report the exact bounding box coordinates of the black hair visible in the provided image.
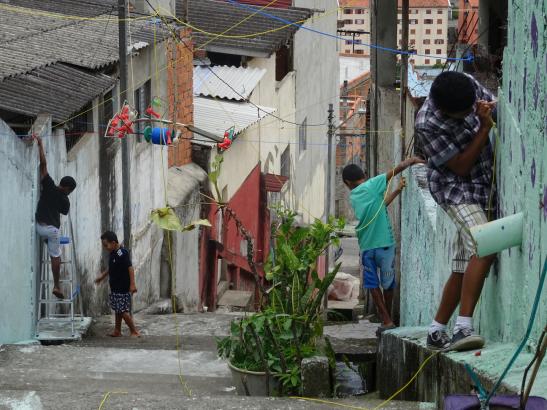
[59,176,77,191]
[342,164,366,182]
[101,231,119,243]
[430,72,476,113]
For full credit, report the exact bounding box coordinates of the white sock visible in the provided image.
[454,316,473,332]
[429,320,447,335]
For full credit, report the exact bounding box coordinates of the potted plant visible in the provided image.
[217,208,345,396]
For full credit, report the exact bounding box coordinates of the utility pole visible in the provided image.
[323,103,335,316]
[119,0,132,249]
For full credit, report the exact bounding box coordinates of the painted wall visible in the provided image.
[0,42,172,343]
[400,0,546,343]
[293,0,340,224]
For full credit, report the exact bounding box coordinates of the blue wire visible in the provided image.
[485,257,547,405]
[225,0,473,62]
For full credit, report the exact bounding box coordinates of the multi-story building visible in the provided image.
[457,0,479,45]
[339,0,450,67]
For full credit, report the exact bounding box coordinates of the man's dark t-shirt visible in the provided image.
[35,174,70,228]
[109,247,132,293]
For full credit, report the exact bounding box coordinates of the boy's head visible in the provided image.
[342,164,366,190]
[430,72,476,119]
[59,176,77,195]
[101,231,119,252]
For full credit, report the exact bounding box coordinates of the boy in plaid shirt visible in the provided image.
[415,72,496,351]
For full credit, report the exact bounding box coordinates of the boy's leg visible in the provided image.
[363,249,394,326]
[38,224,64,298]
[377,246,397,326]
[434,272,463,325]
[109,313,122,337]
[459,255,495,317]
[122,313,140,336]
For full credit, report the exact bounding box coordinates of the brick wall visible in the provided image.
[167,29,194,167]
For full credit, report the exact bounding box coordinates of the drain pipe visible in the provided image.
[470,212,524,257]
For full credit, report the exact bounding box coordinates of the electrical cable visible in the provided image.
[225,0,473,62]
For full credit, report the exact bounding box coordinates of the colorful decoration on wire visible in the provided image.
[218,126,235,151]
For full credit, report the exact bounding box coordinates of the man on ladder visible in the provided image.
[34,135,77,299]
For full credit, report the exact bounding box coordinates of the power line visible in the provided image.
[225,0,474,62]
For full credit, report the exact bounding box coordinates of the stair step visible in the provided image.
[39,299,74,304]
[216,280,229,299]
[217,290,253,311]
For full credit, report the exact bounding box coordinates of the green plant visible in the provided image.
[217,207,345,395]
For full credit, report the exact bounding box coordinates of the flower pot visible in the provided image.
[227,361,279,396]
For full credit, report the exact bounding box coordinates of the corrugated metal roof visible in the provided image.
[193,96,275,137]
[193,66,266,101]
[0,0,117,17]
[0,63,116,122]
[0,5,168,80]
[187,0,313,57]
[263,173,288,192]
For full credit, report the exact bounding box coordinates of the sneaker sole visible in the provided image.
[426,343,450,351]
[447,335,485,352]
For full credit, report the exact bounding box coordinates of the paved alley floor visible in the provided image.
[0,312,433,409]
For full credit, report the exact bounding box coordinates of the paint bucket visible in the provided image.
[470,212,523,257]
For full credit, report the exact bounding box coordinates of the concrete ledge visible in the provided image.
[378,327,547,409]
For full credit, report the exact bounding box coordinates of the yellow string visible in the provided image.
[97,391,127,410]
[162,5,341,40]
[290,352,438,410]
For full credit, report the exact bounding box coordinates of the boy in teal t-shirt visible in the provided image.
[343,157,424,334]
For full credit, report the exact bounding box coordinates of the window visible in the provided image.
[436,59,442,64]
[437,29,443,34]
[434,39,444,44]
[410,29,415,34]
[355,49,364,54]
[134,79,151,140]
[280,146,290,179]
[345,40,352,45]
[344,19,353,25]
[299,118,307,153]
[344,8,352,14]
[424,19,433,24]
[399,29,402,35]
[436,49,442,54]
[66,102,94,152]
[423,39,430,44]
[425,49,430,54]
[354,39,362,45]
[276,45,293,81]
[354,19,365,24]
[424,58,430,64]
[410,19,418,24]
[410,39,415,45]
[437,19,443,24]
[437,9,443,14]
[426,9,431,14]
[355,8,364,14]
[425,29,431,34]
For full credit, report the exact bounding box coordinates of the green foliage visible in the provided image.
[217,208,345,395]
[208,155,224,203]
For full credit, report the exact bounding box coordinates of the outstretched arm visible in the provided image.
[95,270,109,284]
[385,156,425,183]
[385,177,406,206]
[128,267,137,294]
[34,135,48,180]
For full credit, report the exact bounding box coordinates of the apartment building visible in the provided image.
[339,0,450,67]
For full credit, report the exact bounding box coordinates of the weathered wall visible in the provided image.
[400,0,546,343]
[293,0,340,224]
[0,121,39,343]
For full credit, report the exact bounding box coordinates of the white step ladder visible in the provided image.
[36,216,85,341]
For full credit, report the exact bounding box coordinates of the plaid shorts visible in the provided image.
[109,292,132,314]
[444,204,488,273]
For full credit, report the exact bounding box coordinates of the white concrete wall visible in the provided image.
[294,0,340,223]
[0,121,40,344]
[0,42,171,343]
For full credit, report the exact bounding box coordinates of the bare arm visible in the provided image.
[386,157,425,183]
[94,270,109,284]
[34,135,48,180]
[385,177,406,206]
[445,101,495,177]
[128,267,137,294]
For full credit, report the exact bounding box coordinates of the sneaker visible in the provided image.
[448,328,485,352]
[426,329,451,351]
